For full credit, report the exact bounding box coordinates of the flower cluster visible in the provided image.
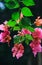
[30,28,42,56]
[12,28,42,58]
[0,17,42,59]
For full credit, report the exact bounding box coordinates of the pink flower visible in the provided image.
[0,24,11,45]
[18,28,31,36]
[30,39,41,57]
[0,24,9,31]
[41,46,42,52]
[12,43,24,59]
[16,51,23,59]
[0,31,11,45]
[32,28,42,39]
[21,28,31,35]
[3,20,7,24]
[20,12,23,20]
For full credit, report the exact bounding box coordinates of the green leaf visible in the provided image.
[13,2,19,9]
[21,7,33,16]
[27,26,34,32]
[19,22,34,32]
[21,17,32,26]
[13,26,20,31]
[22,0,35,6]
[25,34,33,45]
[14,35,25,43]
[19,19,34,30]
[25,39,29,45]
[25,34,33,40]
[14,36,20,43]
[4,0,10,3]
[5,1,19,9]
[19,36,25,43]
[7,20,16,27]
[12,12,20,21]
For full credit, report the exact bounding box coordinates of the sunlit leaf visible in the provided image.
[22,0,35,6]
[12,12,20,21]
[21,7,33,16]
[27,26,34,32]
[25,34,33,45]
[13,26,20,31]
[7,20,16,27]
[14,35,25,43]
[5,1,19,9]
[25,34,33,40]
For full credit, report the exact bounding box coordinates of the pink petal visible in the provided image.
[22,28,31,35]
[16,52,23,59]
[13,52,16,57]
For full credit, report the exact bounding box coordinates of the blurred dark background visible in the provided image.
[0,0,42,65]
[0,0,42,23]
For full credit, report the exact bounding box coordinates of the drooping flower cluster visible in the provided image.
[30,39,41,57]
[12,43,24,59]
[12,28,42,58]
[0,19,42,59]
[30,28,42,56]
[12,28,31,59]
[0,23,11,45]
